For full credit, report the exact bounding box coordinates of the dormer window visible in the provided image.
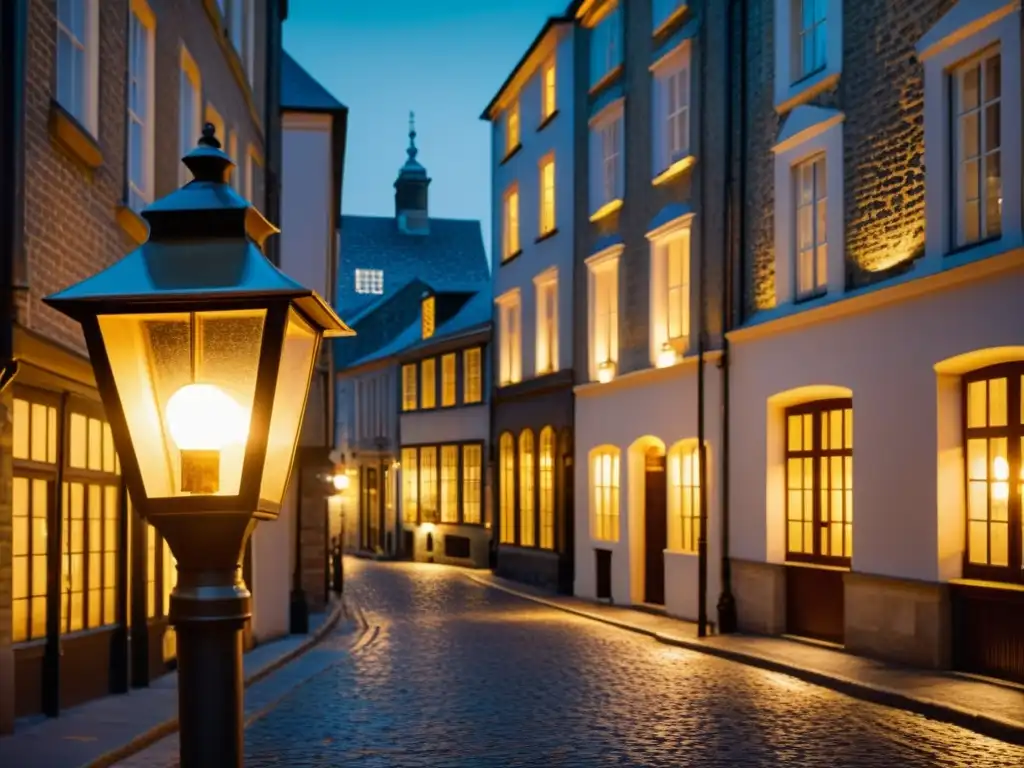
[355,268,384,295]
[422,295,436,339]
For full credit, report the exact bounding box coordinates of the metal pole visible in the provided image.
[695,1,709,639]
[171,565,249,768]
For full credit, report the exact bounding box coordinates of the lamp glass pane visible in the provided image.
[99,309,266,498]
[259,308,318,506]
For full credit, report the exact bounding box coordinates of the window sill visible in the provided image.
[652,4,689,39]
[950,577,1024,594]
[116,204,150,245]
[589,198,623,223]
[775,70,841,115]
[498,379,523,388]
[783,560,850,572]
[535,228,559,244]
[500,248,524,266]
[652,155,696,186]
[49,100,102,170]
[589,64,624,97]
[537,110,559,132]
[500,143,523,166]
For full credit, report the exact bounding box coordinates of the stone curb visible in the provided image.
[84,595,349,768]
[465,573,1024,747]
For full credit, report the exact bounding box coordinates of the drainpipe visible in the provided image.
[0,0,27,392]
[695,2,709,638]
[716,0,746,635]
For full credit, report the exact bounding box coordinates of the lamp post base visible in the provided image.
[170,571,250,768]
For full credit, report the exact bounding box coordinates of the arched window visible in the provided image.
[785,399,852,565]
[519,429,536,546]
[964,365,1024,582]
[499,433,516,544]
[668,442,700,553]
[539,427,556,550]
[591,446,620,542]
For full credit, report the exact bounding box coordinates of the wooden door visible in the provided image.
[644,453,667,605]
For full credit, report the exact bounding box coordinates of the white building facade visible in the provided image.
[727,0,1024,682]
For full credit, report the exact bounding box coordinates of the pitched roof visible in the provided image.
[281,51,346,112]
[346,281,492,368]
[336,214,489,316]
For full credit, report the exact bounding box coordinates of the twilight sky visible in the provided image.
[284,0,569,257]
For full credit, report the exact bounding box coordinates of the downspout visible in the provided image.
[716,0,746,634]
[0,0,27,395]
[695,2,709,638]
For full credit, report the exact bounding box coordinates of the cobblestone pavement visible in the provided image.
[232,559,1024,767]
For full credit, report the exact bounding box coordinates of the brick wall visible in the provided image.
[740,0,956,314]
[20,0,269,353]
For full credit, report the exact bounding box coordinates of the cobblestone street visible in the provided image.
[229,559,1024,767]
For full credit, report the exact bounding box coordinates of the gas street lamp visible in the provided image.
[43,124,353,767]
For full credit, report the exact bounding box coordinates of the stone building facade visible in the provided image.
[727,0,1024,684]
[568,0,731,622]
[0,0,284,731]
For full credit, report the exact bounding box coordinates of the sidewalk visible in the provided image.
[0,597,348,768]
[465,571,1024,746]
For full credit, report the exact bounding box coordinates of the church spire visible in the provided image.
[395,110,431,234]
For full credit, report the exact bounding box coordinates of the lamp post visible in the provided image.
[44,124,353,768]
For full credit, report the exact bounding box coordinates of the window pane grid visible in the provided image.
[796,0,827,80]
[463,348,482,403]
[785,401,852,564]
[592,264,619,371]
[536,279,558,375]
[462,445,482,525]
[539,428,556,550]
[592,449,620,542]
[669,445,700,553]
[665,237,689,341]
[500,434,516,543]
[540,158,556,235]
[794,154,827,301]
[401,448,418,523]
[354,268,384,295]
[56,0,90,128]
[127,12,151,211]
[402,364,417,412]
[419,447,438,523]
[542,61,556,119]
[954,49,1002,248]
[441,354,456,407]
[964,370,1023,579]
[504,187,520,259]
[440,445,459,523]
[519,430,536,547]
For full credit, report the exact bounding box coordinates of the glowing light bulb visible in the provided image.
[332,474,350,492]
[597,361,616,384]
[165,383,249,494]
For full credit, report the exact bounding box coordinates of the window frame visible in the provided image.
[773,0,842,112]
[496,290,522,386]
[354,268,384,295]
[668,442,701,553]
[179,47,203,188]
[793,152,828,302]
[127,0,156,212]
[783,398,853,567]
[541,58,557,122]
[441,353,457,408]
[505,100,521,156]
[539,426,556,551]
[539,153,556,236]
[401,363,418,412]
[420,357,437,410]
[962,363,1024,583]
[502,183,521,261]
[499,432,516,544]
[55,0,100,136]
[421,296,436,339]
[589,100,625,218]
[793,0,828,82]
[651,42,692,179]
[589,2,622,88]
[952,47,1003,250]
[534,268,559,376]
[518,429,536,547]
[586,245,622,382]
[463,347,483,404]
[591,447,621,542]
